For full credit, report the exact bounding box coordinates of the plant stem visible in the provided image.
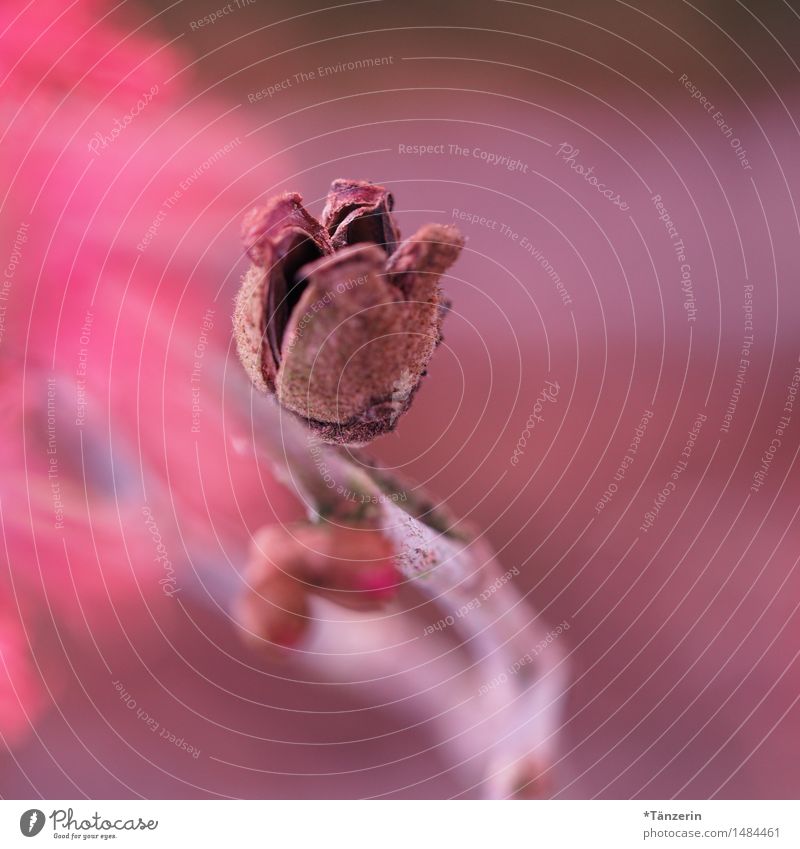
[224,392,569,797]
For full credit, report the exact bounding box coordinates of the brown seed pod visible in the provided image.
[233,179,464,444]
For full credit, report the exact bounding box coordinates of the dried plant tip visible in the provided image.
[321,178,400,253]
[233,180,464,444]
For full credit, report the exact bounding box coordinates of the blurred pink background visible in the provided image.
[1,0,799,798]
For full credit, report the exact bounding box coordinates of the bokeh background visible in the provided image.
[1,0,799,798]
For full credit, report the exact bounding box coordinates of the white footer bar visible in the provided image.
[2,800,796,847]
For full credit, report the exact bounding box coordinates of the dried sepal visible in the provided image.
[387,223,465,298]
[233,263,274,392]
[242,192,330,266]
[236,193,332,389]
[322,178,400,254]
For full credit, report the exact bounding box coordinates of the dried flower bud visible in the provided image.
[234,179,463,444]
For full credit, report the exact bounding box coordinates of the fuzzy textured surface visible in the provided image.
[234,180,464,444]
